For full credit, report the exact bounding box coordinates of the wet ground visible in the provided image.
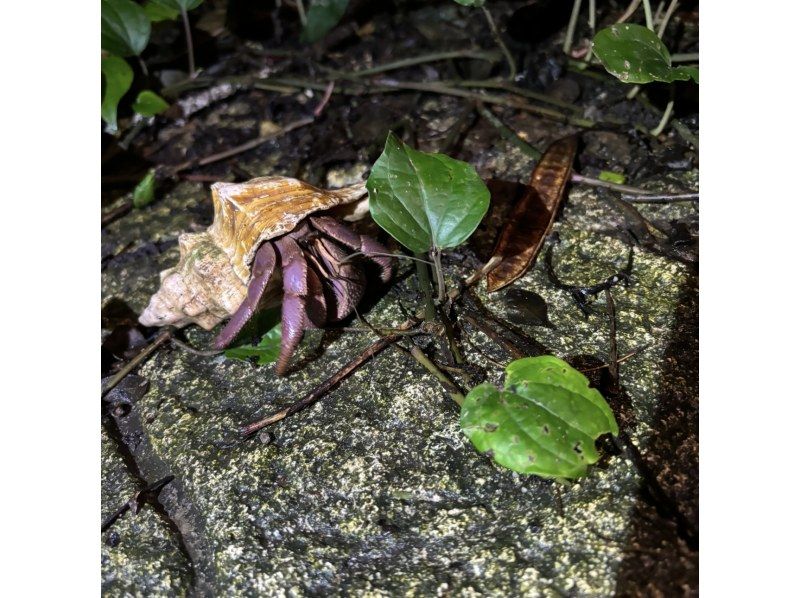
[102,2,698,595]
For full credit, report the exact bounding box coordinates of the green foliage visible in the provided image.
[133,170,157,208]
[132,90,170,116]
[598,170,626,185]
[592,24,698,84]
[224,325,282,365]
[367,132,490,254]
[143,1,179,21]
[460,356,619,479]
[149,0,204,11]
[101,0,151,57]
[301,0,350,43]
[453,0,486,6]
[101,55,134,132]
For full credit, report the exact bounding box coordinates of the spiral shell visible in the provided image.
[139,176,368,330]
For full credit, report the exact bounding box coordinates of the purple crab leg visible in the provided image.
[309,216,394,283]
[213,241,277,350]
[274,236,328,376]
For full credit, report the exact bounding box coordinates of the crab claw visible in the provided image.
[309,236,366,321]
[274,236,328,376]
[309,216,394,284]
[213,241,277,350]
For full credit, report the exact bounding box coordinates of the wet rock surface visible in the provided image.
[102,166,697,597]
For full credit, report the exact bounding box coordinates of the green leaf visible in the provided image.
[453,0,486,6]
[143,1,179,21]
[101,55,134,132]
[148,0,203,11]
[102,0,151,57]
[133,170,157,208]
[300,0,350,43]
[598,170,626,185]
[132,90,170,116]
[592,24,699,84]
[460,356,619,479]
[367,132,490,253]
[224,324,282,366]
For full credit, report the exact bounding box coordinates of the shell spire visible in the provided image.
[139,176,367,330]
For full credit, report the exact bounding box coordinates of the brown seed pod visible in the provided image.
[139,176,368,330]
[485,136,578,292]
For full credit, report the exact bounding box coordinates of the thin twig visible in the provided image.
[476,103,541,159]
[313,81,335,117]
[481,5,516,80]
[170,337,224,357]
[294,0,307,26]
[642,0,654,30]
[570,172,655,195]
[584,0,596,62]
[650,98,674,136]
[656,0,679,38]
[464,314,526,360]
[167,117,314,173]
[621,192,698,203]
[671,52,699,63]
[240,320,416,435]
[616,0,642,23]
[345,50,500,78]
[407,346,464,406]
[180,8,196,78]
[563,0,584,54]
[102,329,173,397]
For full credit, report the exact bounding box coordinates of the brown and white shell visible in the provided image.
[139,176,368,330]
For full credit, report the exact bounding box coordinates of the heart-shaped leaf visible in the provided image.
[101,55,134,132]
[592,24,699,84]
[133,170,157,208]
[460,356,619,479]
[132,90,170,116]
[101,0,151,57]
[367,132,491,253]
[301,0,350,43]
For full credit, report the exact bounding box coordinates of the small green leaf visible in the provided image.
[367,132,490,253]
[300,0,350,43]
[592,24,699,84]
[101,55,134,132]
[143,1,179,21]
[460,356,619,479]
[132,90,170,116]
[148,0,203,11]
[224,325,282,366]
[598,170,626,185]
[102,0,151,57]
[133,170,157,208]
[453,0,486,6]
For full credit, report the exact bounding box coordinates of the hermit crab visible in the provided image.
[139,176,393,374]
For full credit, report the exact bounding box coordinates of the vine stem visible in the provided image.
[616,0,642,23]
[656,0,679,38]
[415,253,437,322]
[295,0,307,26]
[431,248,446,303]
[583,0,596,62]
[642,0,654,30]
[563,0,583,54]
[650,98,674,136]
[180,8,196,78]
[480,5,516,81]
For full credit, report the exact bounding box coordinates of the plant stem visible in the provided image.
[348,50,500,78]
[583,0,596,62]
[476,103,541,159]
[295,0,307,26]
[656,0,679,38]
[415,253,437,321]
[671,52,699,63]
[621,192,698,203]
[431,248,446,303]
[563,0,583,54]
[650,98,674,136]
[408,346,464,406]
[180,8,196,78]
[642,0,654,30]
[616,0,642,23]
[671,119,699,148]
[480,6,516,81]
[570,172,655,195]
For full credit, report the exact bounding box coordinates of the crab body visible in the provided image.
[139,176,392,374]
